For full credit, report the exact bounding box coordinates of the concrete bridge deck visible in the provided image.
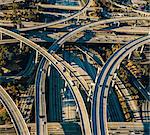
[0,122,149,135]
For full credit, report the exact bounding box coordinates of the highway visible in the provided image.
[35,61,49,135]
[123,65,149,101]
[92,35,150,135]
[76,45,142,121]
[54,54,90,92]
[36,3,83,11]
[0,0,24,5]
[0,85,30,135]
[35,52,92,135]
[0,32,146,45]
[47,17,150,53]
[115,76,141,121]
[0,27,92,135]
[0,122,149,135]
[0,1,150,135]
[35,17,149,135]
[18,0,92,31]
[113,2,150,16]
[32,16,150,135]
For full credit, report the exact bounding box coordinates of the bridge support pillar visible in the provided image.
[140,45,144,54]
[112,73,117,87]
[36,5,39,12]
[117,64,120,70]
[64,81,67,92]
[35,51,38,64]
[19,42,23,53]
[47,62,51,76]
[95,67,101,83]
[0,32,2,40]
[128,52,132,59]
[87,83,95,102]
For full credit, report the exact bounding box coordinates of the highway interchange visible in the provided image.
[0,0,150,135]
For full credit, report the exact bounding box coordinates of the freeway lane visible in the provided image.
[36,16,149,135]
[36,53,92,135]
[123,65,149,100]
[0,85,30,135]
[18,0,92,31]
[113,2,150,16]
[48,17,150,53]
[0,27,91,135]
[76,44,142,121]
[92,35,150,135]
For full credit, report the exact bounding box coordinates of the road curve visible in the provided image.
[35,61,49,135]
[35,17,149,135]
[18,0,92,32]
[92,35,150,135]
[35,53,92,135]
[49,17,150,53]
[0,27,91,135]
[0,85,30,135]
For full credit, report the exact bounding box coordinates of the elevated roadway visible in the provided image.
[18,0,92,32]
[53,54,90,92]
[0,27,92,135]
[0,122,149,135]
[36,3,82,11]
[36,17,149,135]
[123,65,149,101]
[35,52,91,135]
[92,35,150,135]
[113,2,150,16]
[35,52,94,134]
[46,17,150,53]
[0,85,30,135]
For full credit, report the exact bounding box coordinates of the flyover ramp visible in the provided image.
[0,85,30,135]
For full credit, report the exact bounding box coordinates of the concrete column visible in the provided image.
[47,62,51,77]
[140,45,144,54]
[128,52,132,59]
[35,51,38,64]
[20,41,23,49]
[0,32,2,40]
[44,28,46,31]
[36,5,39,12]
[19,42,23,53]
[95,67,101,83]
[112,73,117,87]
[117,64,120,70]
[64,81,68,92]
[87,83,95,102]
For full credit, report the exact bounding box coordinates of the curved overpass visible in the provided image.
[18,0,92,32]
[0,27,91,135]
[49,17,150,53]
[0,85,30,135]
[36,53,91,135]
[34,16,150,135]
[38,17,150,88]
[92,35,150,135]
[35,53,94,135]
